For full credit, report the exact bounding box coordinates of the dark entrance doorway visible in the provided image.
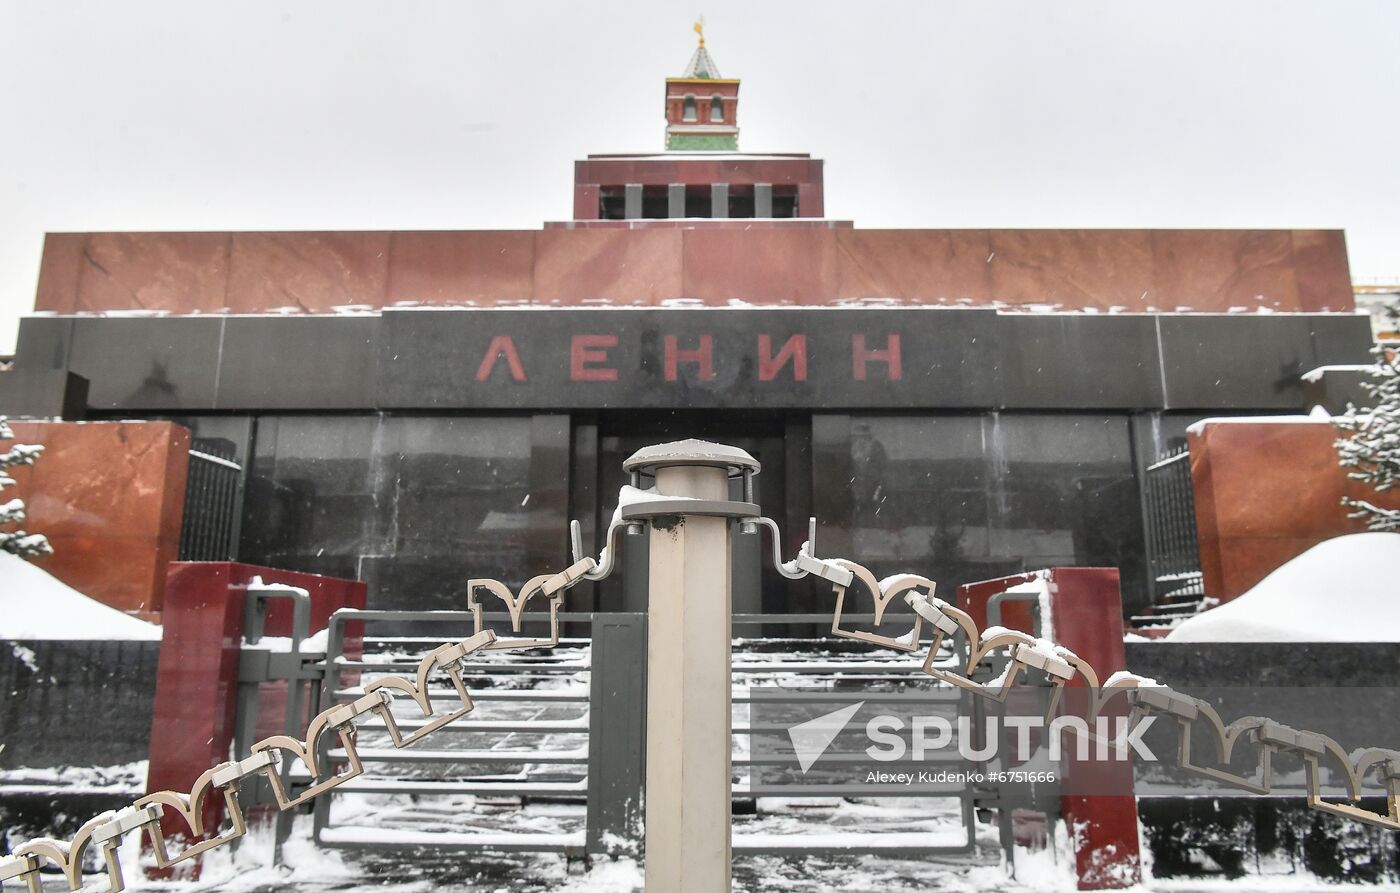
[588,411,799,619]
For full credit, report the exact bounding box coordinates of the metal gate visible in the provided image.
[312,610,637,856]
[178,437,243,561]
[1139,446,1205,624]
[292,610,1009,860]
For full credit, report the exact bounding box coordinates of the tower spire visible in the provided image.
[664,21,740,150]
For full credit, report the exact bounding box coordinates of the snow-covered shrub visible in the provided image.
[0,416,52,558]
[1334,344,1400,531]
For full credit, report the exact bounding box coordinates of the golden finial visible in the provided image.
[694,17,705,47]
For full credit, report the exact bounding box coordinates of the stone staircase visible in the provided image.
[1128,573,1211,636]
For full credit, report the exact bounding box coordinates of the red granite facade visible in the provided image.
[1189,419,1400,602]
[0,420,189,617]
[33,227,1353,316]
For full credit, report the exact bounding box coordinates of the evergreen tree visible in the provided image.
[1334,344,1400,530]
[0,416,53,557]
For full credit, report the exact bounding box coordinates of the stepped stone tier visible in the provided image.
[30,228,1352,315]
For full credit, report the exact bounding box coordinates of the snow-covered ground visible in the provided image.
[1169,533,1400,642]
[53,814,1394,892]
[0,760,146,797]
[0,552,161,640]
[50,812,1075,893]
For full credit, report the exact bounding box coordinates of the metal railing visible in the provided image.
[178,438,243,561]
[1142,446,1204,608]
[311,609,634,858]
[307,610,989,859]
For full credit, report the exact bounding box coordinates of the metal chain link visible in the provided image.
[0,559,598,893]
[778,529,1400,833]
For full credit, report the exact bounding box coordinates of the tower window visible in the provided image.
[682,95,697,122]
[772,186,798,218]
[709,95,724,122]
[598,186,626,220]
[684,185,712,218]
[641,185,669,219]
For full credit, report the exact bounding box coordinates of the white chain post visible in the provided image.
[622,441,760,893]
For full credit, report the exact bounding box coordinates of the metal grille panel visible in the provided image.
[178,438,243,561]
[1143,447,1203,604]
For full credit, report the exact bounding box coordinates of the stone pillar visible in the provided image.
[668,183,687,218]
[711,183,729,219]
[958,568,1142,890]
[146,562,366,877]
[754,183,774,218]
[624,183,643,220]
[623,441,759,893]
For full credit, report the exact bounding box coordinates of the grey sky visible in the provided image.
[1,1,1397,351]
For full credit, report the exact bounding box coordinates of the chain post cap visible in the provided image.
[623,439,760,478]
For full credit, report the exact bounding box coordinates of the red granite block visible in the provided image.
[227,232,391,313]
[835,229,993,302]
[146,561,244,840]
[33,233,85,313]
[386,231,535,305]
[959,568,1140,889]
[987,230,1156,310]
[1194,423,1346,539]
[0,421,189,615]
[682,228,837,304]
[1215,535,1326,603]
[1291,230,1354,312]
[24,421,185,536]
[29,226,1358,314]
[32,534,165,615]
[578,156,814,187]
[75,233,231,314]
[574,184,601,221]
[1150,230,1300,312]
[1189,420,1399,602]
[146,561,367,871]
[797,180,823,218]
[535,228,683,304]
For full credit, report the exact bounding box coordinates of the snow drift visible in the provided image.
[1169,532,1400,643]
[0,552,161,640]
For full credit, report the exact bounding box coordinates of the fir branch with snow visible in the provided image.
[1333,343,1400,531]
[0,416,52,558]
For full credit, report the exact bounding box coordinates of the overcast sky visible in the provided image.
[1,1,1398,351]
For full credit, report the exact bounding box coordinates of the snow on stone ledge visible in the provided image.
[1185,413,1332,436]
[1301,363,1375,383]
[0,552,161,641]
[1168,533,1400,643]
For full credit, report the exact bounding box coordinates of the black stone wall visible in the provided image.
[5,309,1373,414]
[1128,642,1400,879]
[0,639,160,771]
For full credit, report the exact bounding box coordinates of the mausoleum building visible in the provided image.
[0,37,1372,625]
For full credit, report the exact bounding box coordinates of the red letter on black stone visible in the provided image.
[571,334,618,382]
[475,335,527,382]
[852,334,901,381]
[664,335,714,382]
[758,334,808,382]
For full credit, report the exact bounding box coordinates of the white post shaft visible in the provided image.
[644,464,733,892]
